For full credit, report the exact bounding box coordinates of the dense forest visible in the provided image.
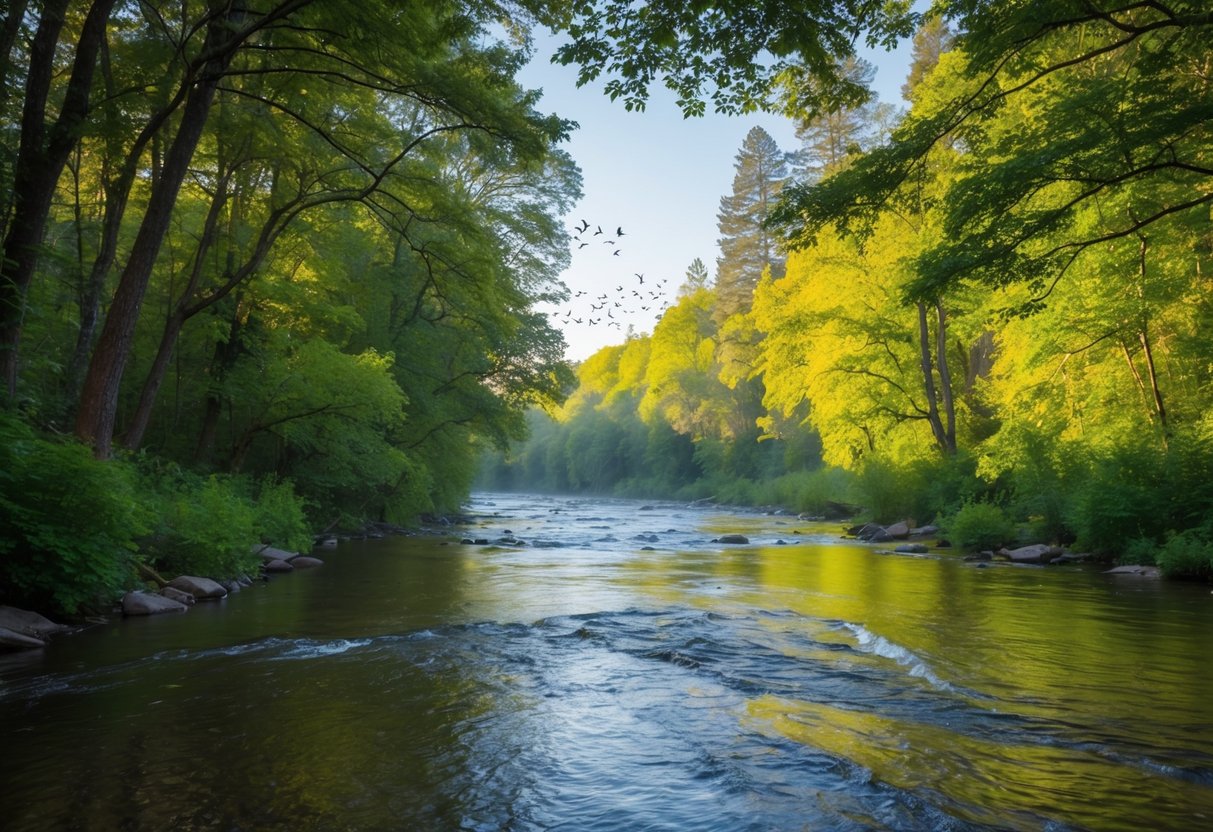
[2,1,1211,615]
[480,8,1213,578]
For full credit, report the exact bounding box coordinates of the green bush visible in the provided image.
[1155,530,1213,580]
[142,470,259,579]
[0,413,150,614]
[253,478,313,553]
[945,501,1016,551]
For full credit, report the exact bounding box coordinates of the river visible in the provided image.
[2,492,1212,831]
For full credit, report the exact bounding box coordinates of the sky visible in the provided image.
[516,34,918,362]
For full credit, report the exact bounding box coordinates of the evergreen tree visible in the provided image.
[791,57,891,183]
[678,257,710,297]
[714,126,787,319]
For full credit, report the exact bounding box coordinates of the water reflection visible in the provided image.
[2,492,1212,831]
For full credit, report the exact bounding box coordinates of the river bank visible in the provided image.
[3,492,1210,832]
[1,494,1167,654]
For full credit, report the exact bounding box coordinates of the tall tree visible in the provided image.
[0,0,116,398]
[788,56,892,182]
[715,125,787,319]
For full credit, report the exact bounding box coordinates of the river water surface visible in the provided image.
[3,492,1212,831]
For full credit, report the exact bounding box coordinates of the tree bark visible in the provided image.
[917,301,949,454]
[0,0,116,398]
[74,7,244,455]
[934,302,956,453]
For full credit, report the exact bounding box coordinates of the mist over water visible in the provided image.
[3,492,1212,831]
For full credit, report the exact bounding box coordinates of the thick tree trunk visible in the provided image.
[0,0,115,398]
[74,10,242,455]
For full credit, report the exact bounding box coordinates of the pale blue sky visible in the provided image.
[517,33,917,361]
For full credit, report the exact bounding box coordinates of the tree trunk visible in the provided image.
[194,300,245,465]
[74,9,242,455]
[122,178,230,451]
[0,0,115,398]
[917,302,949,454]
[934,302,956,454]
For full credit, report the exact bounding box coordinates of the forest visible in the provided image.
[2,1,1211,616]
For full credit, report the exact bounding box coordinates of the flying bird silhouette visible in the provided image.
[593,225,603,236]
[612,249,621,256]
[616,226,625,237]
[634,273,644,283]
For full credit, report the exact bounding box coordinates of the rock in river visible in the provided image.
[715,534,750,544]
[159,586,196,606]
[167,575,228,600]
[123,591,189,616]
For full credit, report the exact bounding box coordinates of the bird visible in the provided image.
[578,242,589,249]
[612,249,621,256]
[574,317,583,324]
[575,219,589,233]
[604,240,615,245]
[593,225,603,235]
[634,273,644,283]
[575,290,586,297]
[616,226,625,237]
[615,285,623,292]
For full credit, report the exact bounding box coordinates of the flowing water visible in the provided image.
[3,492,1212,831]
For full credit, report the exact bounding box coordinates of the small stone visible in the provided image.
[263,559,294,573]
[290,556,324,568]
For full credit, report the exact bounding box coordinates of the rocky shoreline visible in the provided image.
[1,507,1162,653]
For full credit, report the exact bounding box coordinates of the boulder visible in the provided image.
[894,543,929,554]
[715,534,750,544]
[167,575,228,600]
[0,626,47,650]
[0,606,69,640]
[911,524,939,537]
[222,579,242,593]
[1105,564,1161,578]
[851,522,884,540]
[253,545,297,563]
[159,586,196,606]
[262,559,294,573]
[123,591,188,616]
[289,556,324,569]
[1002,544,1062,564]
[884,521,911,539]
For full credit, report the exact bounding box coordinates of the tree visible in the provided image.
[788,56,894,183]
[772,2,1213,309]
[678,257,710,296]
[715,125,787,319]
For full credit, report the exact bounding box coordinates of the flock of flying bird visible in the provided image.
[555,219,672,330]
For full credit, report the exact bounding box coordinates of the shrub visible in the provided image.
[141,470,259,579]
[0,413,149,614]
[252,478,313,553]
[945,501,1016,551]
[1155,530,1213,580]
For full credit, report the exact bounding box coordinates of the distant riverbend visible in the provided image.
[3,492,1211,831]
